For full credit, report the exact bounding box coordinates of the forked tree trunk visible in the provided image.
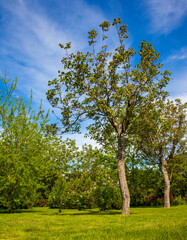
[117,133,130,215]
[161,163,170,208]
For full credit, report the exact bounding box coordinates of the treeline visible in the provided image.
[0,72,186,213]
[48,147,186,212]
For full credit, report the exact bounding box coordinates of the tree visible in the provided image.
[0,72,54,212]
[137,99,186,208]
[47,18,171,215]
[170,151,187,200]
[48,175,66,213]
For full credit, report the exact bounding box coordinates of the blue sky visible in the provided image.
[0,0,187,146]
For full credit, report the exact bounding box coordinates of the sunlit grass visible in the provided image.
[0,206,186,239]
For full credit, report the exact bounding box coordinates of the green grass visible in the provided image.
[0,206,186,240]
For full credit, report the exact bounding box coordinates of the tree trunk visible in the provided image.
[117,133,130,215]
[9,201,13,213]
[58,200,62,213]
[8,192,13,213]
[161,162,170,208]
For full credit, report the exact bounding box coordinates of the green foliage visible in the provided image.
[93,168,121,210]
[36,138,78,202]
[170,152,187,198]
[0,72,59,212]
[136,98,186,207]
[48,175,66,212]
[47,18,170,136]
[47,141,186,210]
[171,196,186,206]
[137,99,186,168]
[65,172,94,210]
[48,171,94,210]
[128,167,163,206]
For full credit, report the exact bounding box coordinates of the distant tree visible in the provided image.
[137,99,186,208]
[48,175,66,213]
[47,18,171,215]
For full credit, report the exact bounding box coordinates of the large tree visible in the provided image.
[47,18,171,215]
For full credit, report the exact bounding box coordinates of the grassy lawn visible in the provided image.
[0,206,186,240]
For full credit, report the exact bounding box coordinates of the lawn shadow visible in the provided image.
[39,209,137,216]
[0,209,43,214]
[0,208,137,216]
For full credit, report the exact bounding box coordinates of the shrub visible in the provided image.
[171,196,186,206]
[93,169,121,210]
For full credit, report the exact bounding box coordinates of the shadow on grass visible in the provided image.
[39,209,137,216]
[0,209,43,214]
[0,208,138,215]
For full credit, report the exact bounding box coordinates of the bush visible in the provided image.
[171,196,186,206]
[48,172,95,210]
[93,169,121,210]
[48,176,66,212]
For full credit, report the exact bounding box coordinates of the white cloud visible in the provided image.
[145,0,187,34]
[166,68,187,103]
[63,133,101,149]
[0,0,111,148]
[0,0,106,107]
[162,47,187,102]
[168,94,187,103]
[165,47,187,62]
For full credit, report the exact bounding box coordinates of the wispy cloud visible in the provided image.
[166,68,187,103]
[165,47,187,62]
[144,0,187,34]
[163,46,187,101]
[0,0,105,107]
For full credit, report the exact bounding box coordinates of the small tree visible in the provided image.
[48,175,66,213]
[47,18,171,215]
[137,99,186,208]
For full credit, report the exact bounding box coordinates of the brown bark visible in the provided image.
[161,162,170,208]
[9,201,13,213]
[8,191,13,213]
[9,205,13,213]
[117,133,130,215]
[58,200,62,213]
